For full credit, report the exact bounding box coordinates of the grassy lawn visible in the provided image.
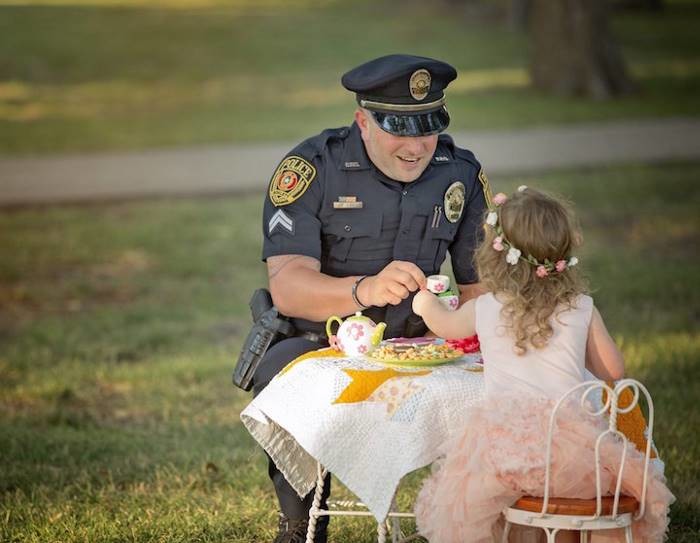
[1,161,698,542]
[0,0,699,153]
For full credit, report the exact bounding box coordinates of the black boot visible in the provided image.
[272,513,327,543]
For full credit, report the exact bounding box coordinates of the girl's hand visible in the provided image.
[412,289,436,316]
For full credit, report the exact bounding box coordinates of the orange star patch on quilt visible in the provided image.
[334,368,430,404]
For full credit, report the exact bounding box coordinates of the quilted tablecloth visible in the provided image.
[240,347,485,521]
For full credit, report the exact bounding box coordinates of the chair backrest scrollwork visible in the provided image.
[539,379,654,521]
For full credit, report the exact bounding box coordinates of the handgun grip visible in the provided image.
[249,288,273,322]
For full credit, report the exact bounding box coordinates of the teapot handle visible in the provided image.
[325,315,343,339]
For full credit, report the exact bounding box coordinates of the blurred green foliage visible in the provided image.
[0,0,699,152]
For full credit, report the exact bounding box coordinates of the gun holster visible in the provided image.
[232,288,295,391]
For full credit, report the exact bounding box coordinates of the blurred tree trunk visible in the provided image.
[529,0,635,98]
[508,0,531,30]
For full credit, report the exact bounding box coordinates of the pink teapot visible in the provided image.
[326,312,387,357]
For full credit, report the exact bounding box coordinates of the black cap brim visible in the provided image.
[370,106,450,137]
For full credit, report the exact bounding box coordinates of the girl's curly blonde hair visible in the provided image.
[475,188,588,355]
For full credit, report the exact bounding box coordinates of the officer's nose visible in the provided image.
[401,136,429,156]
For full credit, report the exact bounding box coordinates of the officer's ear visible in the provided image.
[355,108,372,142]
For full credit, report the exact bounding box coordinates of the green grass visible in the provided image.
[0,0,699,153]
[1,162,699,541]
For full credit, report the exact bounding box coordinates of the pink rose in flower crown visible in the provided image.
[536,265,549,278]
[493,192,508,206]
[492,236,504,251]
[555,260,567,272]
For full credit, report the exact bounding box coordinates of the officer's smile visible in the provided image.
[396,154,427,172]
[395,153,429,173]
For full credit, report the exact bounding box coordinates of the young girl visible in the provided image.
[411,187,674,543]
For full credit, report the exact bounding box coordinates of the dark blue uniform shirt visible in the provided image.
[262,122,489,338]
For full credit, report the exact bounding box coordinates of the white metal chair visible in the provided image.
[502,379,655,543]
[305,462,420,543]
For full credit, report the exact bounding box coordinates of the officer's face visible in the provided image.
[356,109,438,183]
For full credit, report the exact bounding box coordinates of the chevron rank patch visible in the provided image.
[269,155,316,207]
[478,168,493,207]
[268,209,294,235]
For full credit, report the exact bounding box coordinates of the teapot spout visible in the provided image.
[371,322,387,346]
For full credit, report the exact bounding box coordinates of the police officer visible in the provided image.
[252,54,491,543]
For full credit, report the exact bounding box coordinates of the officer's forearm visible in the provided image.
[268,255,362,321]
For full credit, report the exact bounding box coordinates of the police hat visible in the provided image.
[341,54,457,137]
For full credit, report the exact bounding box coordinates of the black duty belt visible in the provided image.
[297,331,327,345]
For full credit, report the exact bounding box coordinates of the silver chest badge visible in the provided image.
[444,181,466,223]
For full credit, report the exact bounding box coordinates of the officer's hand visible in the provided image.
[360,261,426,307]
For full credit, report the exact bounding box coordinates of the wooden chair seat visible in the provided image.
[512,495,640,516]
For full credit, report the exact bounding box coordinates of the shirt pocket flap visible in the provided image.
[325,212,382,239]
[325,212,383,262]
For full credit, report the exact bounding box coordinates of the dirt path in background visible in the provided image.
[1,117,699,206]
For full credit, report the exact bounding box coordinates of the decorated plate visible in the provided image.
[368,343,464,367]
[383,336,437,346]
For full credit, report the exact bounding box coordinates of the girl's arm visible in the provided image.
[412,290,476,339]
[585,306,625,381]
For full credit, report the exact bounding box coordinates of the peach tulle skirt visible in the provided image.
[414,396,674,543]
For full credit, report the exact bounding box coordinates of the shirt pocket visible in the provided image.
[324,212,383,262]
[420,218,458,270]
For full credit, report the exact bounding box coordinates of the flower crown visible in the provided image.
[485,186,579,278]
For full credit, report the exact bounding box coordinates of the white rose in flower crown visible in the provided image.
[568,256,579,267]
[486,211,498,226]
[506,247,521,265]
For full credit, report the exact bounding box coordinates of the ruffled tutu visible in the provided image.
[414,395,674,543]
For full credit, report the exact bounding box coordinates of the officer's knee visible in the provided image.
[252,337,319,396]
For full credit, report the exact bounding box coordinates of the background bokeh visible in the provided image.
[1,0,699,152]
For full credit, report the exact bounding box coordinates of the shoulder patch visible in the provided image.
[268,155,316,207]
[478,168,493,208]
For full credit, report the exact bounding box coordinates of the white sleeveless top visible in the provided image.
[475,292,594,400]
